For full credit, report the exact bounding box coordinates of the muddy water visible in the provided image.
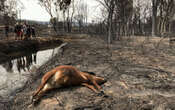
[0,45,61,99]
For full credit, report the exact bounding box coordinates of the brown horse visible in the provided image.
[32,65,106,102]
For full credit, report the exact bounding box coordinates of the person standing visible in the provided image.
[31,25,36,38]
[14,23,19,40]
[19,23,24,40]
[14,23,23,40]
[5,25,9,39]
[23,23,27,39]
[26,25,31,39]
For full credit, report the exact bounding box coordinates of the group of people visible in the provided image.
[14,23,36,40]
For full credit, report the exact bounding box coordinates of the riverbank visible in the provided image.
[3,35,175,110]
[0,37,63,64]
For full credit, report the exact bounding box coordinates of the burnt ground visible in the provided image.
[2,35,175,110]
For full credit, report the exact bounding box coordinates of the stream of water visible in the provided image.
[0,45,61,99]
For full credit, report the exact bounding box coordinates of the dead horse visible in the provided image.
[32,65,106,102]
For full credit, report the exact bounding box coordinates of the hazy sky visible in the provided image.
[21,0,100,22]
[21,0,50,21]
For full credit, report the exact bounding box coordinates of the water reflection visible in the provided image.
[0,44,62,73]
[1,52,37,73]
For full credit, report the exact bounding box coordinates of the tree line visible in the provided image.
[95,0,175,43]
[38,0,175,44]
[0,0,22,25]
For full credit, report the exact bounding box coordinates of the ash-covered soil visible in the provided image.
[2,35,175,110]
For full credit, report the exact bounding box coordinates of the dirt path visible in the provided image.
[3,35,175,110]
